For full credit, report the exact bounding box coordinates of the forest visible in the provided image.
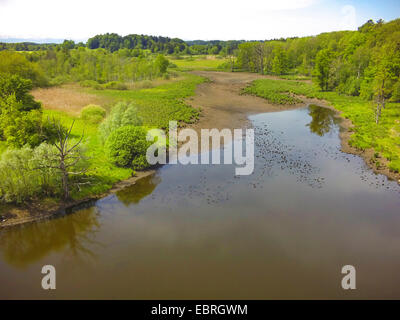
[0,18,399,209]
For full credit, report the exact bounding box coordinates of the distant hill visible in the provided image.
[0,38,65,44]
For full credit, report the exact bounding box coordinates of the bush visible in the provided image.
[80,80,103,90]
[105,126,151,169]
[99,101,143,141]
[0,73,41,111]
[80,104,106,124]
[137,80,154,89]
[102,81,128,90]
[0,95,44,147]
[0,144,61,203]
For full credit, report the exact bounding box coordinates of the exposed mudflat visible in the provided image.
[187,71,317,132]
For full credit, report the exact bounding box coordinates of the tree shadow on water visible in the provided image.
[306,104,341,136]
[0,207,101,268]
[116,174,161,206]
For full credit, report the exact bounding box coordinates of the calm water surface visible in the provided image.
[1,105,400,299]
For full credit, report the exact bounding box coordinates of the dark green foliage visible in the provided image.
[0,95,43,147]
[0,73,55,147]
[105,126,151,169]
[0,73,41,111]
[87,33,187,54]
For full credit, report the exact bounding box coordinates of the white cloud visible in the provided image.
[0,0,357,41]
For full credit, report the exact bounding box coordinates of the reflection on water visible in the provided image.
[307,104,341,136]
[116,174,161,206]
[1,105,400,299]
[0,208,100,268]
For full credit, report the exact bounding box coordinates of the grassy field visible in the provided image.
[36,72,206,199]
[244,78,400,173]
[170,56,228,71]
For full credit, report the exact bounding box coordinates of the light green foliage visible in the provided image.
[37,48,170,84]
[154,54,169,74]
[105,125,151,169]
[99,101,143,141]
[272,47,289,75]
[0,144,61,203]
[237,18,400,101]
[0,51,47,87]
[80,104,106,124]
[170,56,229,71]
[80,80,103,90]
[390,81,400,102]
[243,79,314,104]
[43,109,132,199]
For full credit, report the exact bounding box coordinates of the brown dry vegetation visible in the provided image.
[32,84,110,115]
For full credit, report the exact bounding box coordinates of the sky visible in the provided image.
[0,0,399,42]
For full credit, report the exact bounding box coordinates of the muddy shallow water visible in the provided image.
[1,105,399,299]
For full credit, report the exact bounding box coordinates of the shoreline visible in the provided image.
[1,71,398,228]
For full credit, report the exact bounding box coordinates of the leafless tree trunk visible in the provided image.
[50,119,85,201]
[376,79,385,124]
[254,43,265,75]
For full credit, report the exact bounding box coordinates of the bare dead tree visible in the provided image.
[50,119,86,201]
[254,43,265,75]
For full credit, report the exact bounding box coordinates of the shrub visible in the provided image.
[137,80,154,89]
[80,80,103,90]
[0,73,41,111]
[80,104,106,124]
[99,101,143,141]
[105,126,151,169]
[0,95,44,147]
[102,81,128,90]
[0,144,61,203]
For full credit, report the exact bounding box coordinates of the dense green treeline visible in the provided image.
[0,42,58,51]
[237,19,400,104]
[1,35,244,56]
